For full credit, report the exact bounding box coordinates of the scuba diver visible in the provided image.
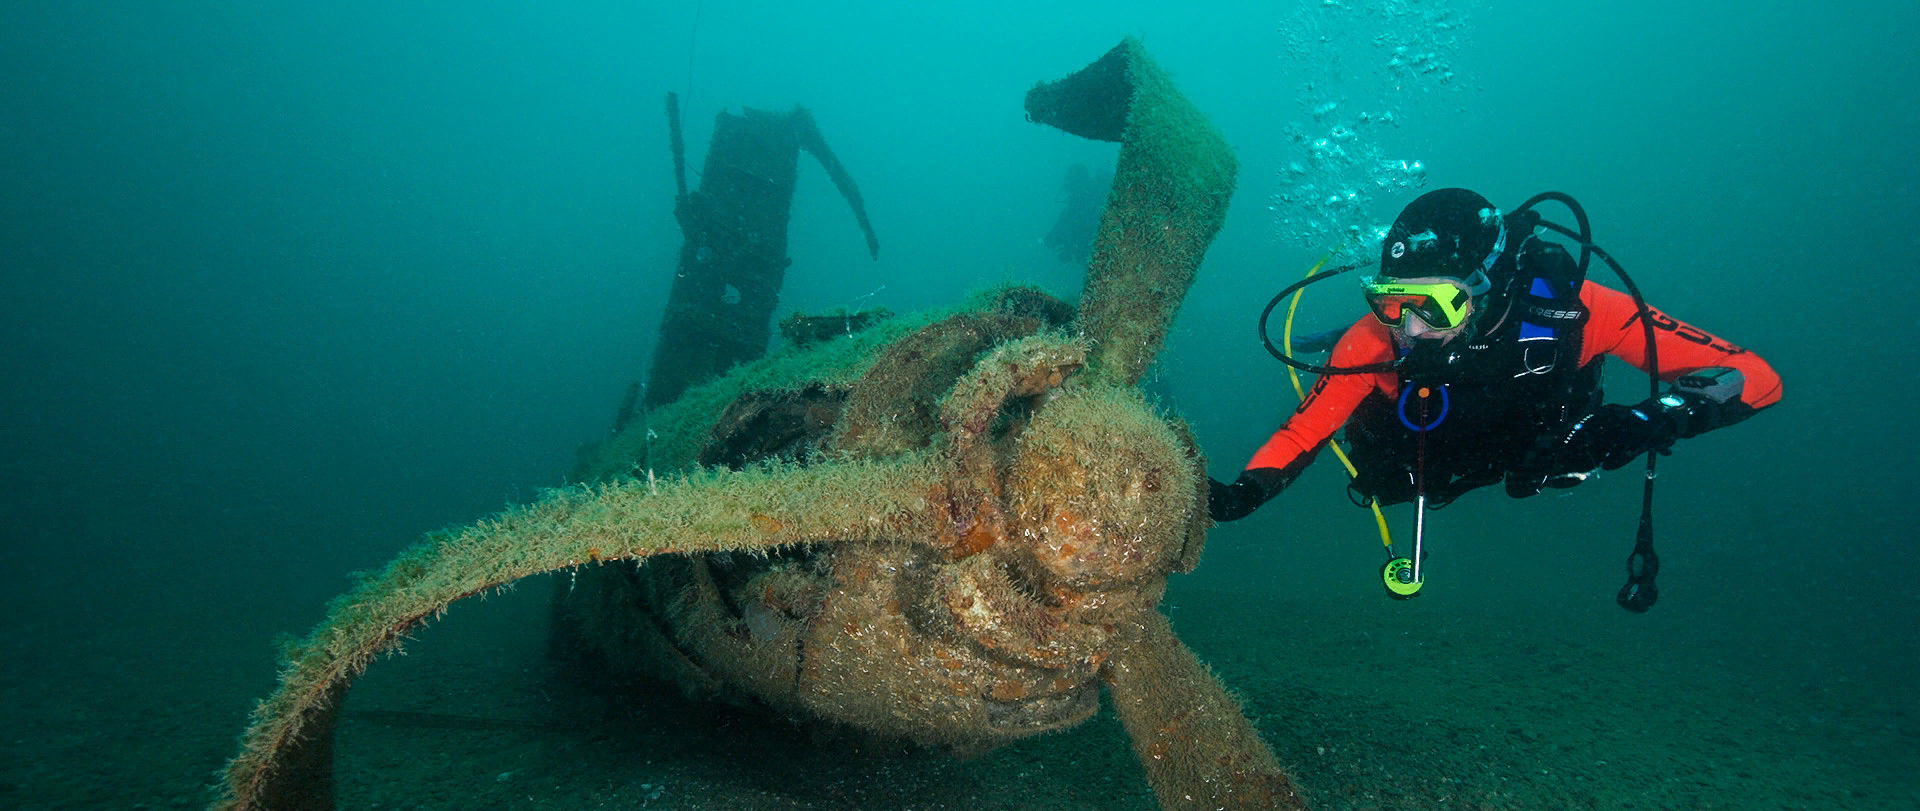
[1209,188,1782,608]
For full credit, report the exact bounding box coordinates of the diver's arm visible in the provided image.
[1580,282,1782,434]
[1582,283,1781,401]
[1210,321,1389,521]
[1510,284,1784,493]
[1209,448,1322,522]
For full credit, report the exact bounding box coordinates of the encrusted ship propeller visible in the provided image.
[213,38,1303,811]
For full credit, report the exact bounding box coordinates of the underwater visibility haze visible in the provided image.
[1,1,1915,808]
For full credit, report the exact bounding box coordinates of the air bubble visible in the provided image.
[1271,0,1472,247]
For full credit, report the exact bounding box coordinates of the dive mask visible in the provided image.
[1362,277,1474,330]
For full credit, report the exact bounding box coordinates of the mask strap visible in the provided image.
[1457,208,1506,296]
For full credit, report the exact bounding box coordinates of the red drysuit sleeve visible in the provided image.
[1244,316,1397,473]
[1578,283,1782,409]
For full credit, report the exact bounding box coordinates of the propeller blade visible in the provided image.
[212,459,939,811]
[1026,37,1239,386]
[1104,611,1306,811]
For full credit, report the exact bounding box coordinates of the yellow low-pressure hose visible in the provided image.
[1283,251,1394,551]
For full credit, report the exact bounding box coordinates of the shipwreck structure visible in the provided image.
[212,38,1300,811]
[645,97,880,410]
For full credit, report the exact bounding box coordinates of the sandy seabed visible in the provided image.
[2,574,1912,811]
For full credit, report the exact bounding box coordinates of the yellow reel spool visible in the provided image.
[1381,557,1422,598]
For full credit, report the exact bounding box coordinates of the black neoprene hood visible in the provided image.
[1379,188,1505,285]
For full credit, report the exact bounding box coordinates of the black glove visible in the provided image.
[1573,401,1680,470]
[1507,398,1683,498]
[1507,367,1755,498]
[1208,468,1293,522]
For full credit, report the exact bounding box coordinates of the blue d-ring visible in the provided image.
[1397,383,1449,431]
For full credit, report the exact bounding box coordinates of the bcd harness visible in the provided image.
[1344,234,1600,509]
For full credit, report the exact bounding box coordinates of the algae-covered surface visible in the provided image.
[2,568,1911,809]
